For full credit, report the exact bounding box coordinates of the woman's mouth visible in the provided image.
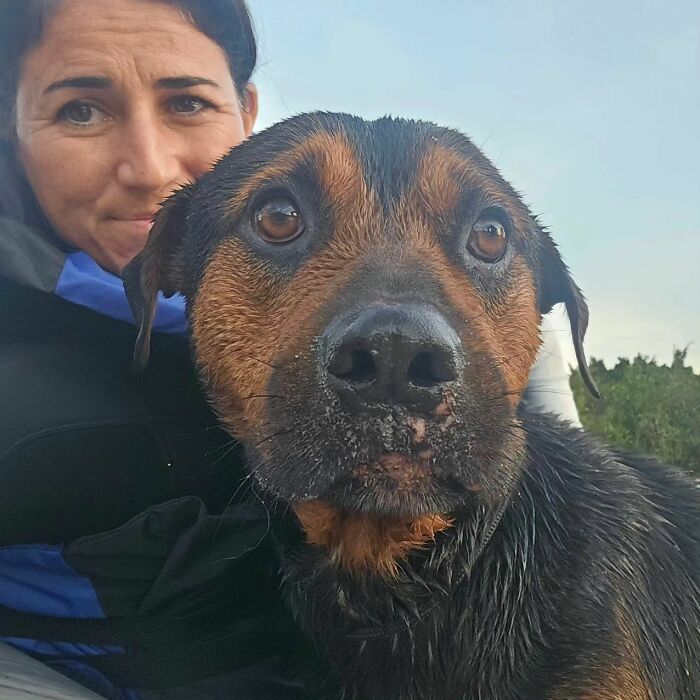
[110,217,155,237]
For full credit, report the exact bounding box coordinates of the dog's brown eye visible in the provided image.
[467,219,507,262]
[254,198,304,243]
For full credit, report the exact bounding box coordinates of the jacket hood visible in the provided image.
[0,140,186,333]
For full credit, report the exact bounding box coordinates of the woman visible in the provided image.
[0,1,315,698]
[0,1,580,697]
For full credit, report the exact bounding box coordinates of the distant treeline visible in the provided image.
[570,348,700,475]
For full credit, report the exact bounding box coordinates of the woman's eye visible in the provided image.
[57,101,105,126]
[169,96,213,115]
[466,218,508,263]
[253,198,305,243]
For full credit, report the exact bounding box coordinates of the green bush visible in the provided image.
[570,348,700,475]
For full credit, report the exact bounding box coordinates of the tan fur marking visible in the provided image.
[191,239,366,440]
[485,258,542,401]
[190,241,277,436]
[294,500,453,578]
[414,145,465,223]
[551,611,651,700]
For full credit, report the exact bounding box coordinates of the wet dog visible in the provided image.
[124,113,699,700]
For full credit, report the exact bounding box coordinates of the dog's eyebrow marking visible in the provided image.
[225,129,372,224]
[414,144,530,234]
[414,144,472,222]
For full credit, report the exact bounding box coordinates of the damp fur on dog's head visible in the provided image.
[124,112,599,575]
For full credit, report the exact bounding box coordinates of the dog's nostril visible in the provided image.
[407,351,456,387]
[329,348,376,384]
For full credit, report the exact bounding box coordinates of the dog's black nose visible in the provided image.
[322,304,462,410]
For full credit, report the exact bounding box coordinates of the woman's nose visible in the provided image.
[115,113,182,192]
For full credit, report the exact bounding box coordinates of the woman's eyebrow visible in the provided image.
[156,76,220,89]
[44,76,110,94]
[43,75,220,95]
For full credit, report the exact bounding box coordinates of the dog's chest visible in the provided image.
[283,527,556,700]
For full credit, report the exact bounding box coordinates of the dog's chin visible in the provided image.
[249,443,505,519]
[319,473,469,518]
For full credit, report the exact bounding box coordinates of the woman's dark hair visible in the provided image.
[0,0,257,139]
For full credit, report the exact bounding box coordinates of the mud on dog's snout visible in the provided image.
[320,303,463,412]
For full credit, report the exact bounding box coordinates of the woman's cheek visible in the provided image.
[185,117,248,175]
[19,133,112,258]
[22,130,107,204]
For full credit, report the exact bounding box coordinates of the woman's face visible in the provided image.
[14,0,258,275]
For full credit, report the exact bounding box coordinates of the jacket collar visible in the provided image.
[0,140,186,334]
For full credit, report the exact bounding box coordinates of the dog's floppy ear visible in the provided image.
[123,183,195,372]
[537,230,601,399]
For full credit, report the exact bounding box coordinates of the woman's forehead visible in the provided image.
[19,0,234,94]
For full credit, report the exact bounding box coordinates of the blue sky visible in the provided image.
[249,1,700,370]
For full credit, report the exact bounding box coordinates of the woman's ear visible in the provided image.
[537,229,601,399]
[241,82,258,137]
[122,183,195,372]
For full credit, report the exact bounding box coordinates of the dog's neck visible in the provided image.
[281,493,515,657]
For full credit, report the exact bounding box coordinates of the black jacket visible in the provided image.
[0,143,312,699]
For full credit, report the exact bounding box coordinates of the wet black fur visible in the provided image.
[283,412,700,699]
[124,112,700,700]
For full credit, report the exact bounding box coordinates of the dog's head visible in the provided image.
[124,113,598,575]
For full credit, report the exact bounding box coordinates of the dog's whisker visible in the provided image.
[211,473,257,541]
[206,437,243,469]
[488,347,542,373]
[207,501,271,566]
[168,423,227,438]
[239,393,286,401]
[238,353,280,370]
[482,384,578,404]
[251,429,293,450]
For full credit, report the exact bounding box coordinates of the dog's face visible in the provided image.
[125,113,598,574]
